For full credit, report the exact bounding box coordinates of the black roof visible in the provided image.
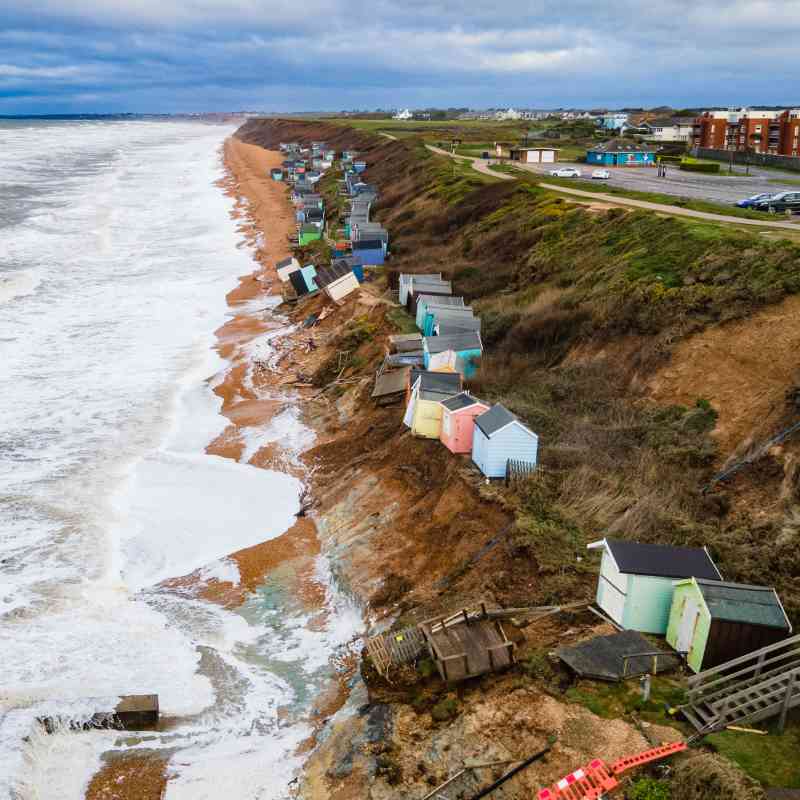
[353,239,384,250]
[695,580,790,629]
[474,403,522,437]
[276,256,295,269]
[315,262,353,288]
[410,369,462,394]
[441,392,486,412]
[604,539,722,580]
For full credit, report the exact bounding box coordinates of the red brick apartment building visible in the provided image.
[693,108,800,157]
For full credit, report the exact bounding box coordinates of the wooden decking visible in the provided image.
[366,626,426,678]
[420,607,515,682]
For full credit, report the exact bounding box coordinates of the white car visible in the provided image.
[592,169,611,180]
[549,167,581,178]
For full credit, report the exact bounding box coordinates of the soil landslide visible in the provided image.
[226,118,800,800]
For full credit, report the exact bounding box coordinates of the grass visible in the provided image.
[769,177,800,187]
[386,306,418,334]
[706,714,800,787]
[564,676,687,727]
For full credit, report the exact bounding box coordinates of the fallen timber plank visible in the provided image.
[39,694,159,733]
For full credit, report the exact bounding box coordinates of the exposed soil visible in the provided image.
[649,294,800,456]
[85,753,169,800]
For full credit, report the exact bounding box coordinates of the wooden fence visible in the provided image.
[505,459,541,487]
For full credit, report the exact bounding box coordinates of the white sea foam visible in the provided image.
[0,269,41,304]
[0,119,363,799]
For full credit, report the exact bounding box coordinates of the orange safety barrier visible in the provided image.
[538,742,687,800]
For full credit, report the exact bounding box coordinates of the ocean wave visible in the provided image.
[0,269,41,304]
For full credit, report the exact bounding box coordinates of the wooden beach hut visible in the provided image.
[666,579,791,672]
[440,393,490,454]
[586,539,722,634]
[315,262,359,303]
[415,295,465,331]
[300,264,318,292]
[372,367,411,406]
[407,280,452,314]
[276,256,301,283]
[403,371,462,438]
[352,239,385,266]
[471,404,538,478]
[424,307,478,337]
[399,273,442,307]
[298,225,322,247]
[423,332,482,378]
[270,168,284,181]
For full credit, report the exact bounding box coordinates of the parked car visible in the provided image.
[753,191,800,214]
[591,169,610,180]
[550,167,582,178]
[735,192,774,208]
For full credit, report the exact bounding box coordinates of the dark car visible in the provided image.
[754,191,800,214]
[735,192,773,208]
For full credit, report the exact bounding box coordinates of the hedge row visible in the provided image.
[679,161,721,174]
[658,155,683,164]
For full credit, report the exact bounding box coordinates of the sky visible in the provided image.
[1,0,799,114]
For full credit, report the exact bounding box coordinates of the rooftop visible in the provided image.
[695,579,790,630]
[598,539,722,581]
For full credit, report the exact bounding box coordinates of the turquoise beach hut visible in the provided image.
[300,264,318,292]
[423,332,482,378]
[414,295,464,331]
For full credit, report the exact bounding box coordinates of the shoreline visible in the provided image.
[86,135,359,798]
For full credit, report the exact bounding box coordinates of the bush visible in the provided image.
[658,155,683,164]
[680,161,721,173]
[431,697,459,722]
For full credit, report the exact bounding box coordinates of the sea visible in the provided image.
[0,118,360,798]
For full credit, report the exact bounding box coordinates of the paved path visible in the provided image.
[424,144,800,232]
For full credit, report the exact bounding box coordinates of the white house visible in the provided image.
[642,117,695,142]
[393,108,413,120]
[587,538,722,634]
[276,256,301,283]
[495,107,522,121]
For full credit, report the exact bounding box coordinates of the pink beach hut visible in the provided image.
[440,393,490,454]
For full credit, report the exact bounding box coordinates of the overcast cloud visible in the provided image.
[1,0,798,113]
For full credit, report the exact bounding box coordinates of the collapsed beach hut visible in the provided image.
[415,295,465,331]
[666,578,791,672]
[423,332,482,378]
[276,256,301,283]
[403,371,462,438]
[372,366,411,406]
[471,403,538,479]
[270,168,284,181]
[300,264,318,293]
[289,269,310,298]
[315,262,359,303]
[440,393,491,454]
[389,333,423,353]
[586,539,722,634]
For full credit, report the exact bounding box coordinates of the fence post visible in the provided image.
[778,670,796,734]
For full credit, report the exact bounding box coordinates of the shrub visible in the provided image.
[629,777,671,800]
[431,697,459,722]
[680,161,721,174]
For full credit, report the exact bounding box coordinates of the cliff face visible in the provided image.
[234,119,800,799]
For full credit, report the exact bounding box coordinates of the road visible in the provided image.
[517,159,800,206]
[424,145,800,232]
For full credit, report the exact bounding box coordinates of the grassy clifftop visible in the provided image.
[237,118,800,620]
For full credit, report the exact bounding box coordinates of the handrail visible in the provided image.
[687,633,800,686]
[688,653,800,703]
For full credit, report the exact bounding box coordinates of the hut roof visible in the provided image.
[419,295,465,308]
[695,579,790,629]
[441,392,485,412]
[410,370,462,395]
[589,138,655,154]
[597,539,722,581]
[352,239,385,251]
[372,367,411,399]
[315,262,353,288]
[474,403,523,437]
[424,332,482,354]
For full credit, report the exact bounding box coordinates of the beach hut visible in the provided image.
[353,160,367,174]
[276,256,301,283]
[352,239,385,266]
[407,282,453,315]
[289,269,310,297]
[300,264,318,292]
[423,332,482,378]
[298,225,322,247]
[471,404,538,479]
[403,372,462,438]
[666,579,791,672]
[586,539,722,634]
[315,262,359,303]
[440,393,490,454]
[415,295,465,331]
[399,273,442,307]
[424,307,478,337]
[270,168,284,181]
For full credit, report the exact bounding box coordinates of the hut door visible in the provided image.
[677,599,699,653]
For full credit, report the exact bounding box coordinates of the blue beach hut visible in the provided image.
[423,332,482,378]
[352,239,385,266]
[471,404,538,479]
[586,139,655,166]
[414,295,464,331]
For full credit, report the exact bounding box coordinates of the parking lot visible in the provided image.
[520,160,800,207]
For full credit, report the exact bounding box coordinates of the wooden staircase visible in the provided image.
[681,633,800,737]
